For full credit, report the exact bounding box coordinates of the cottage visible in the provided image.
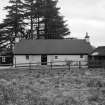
[13,37,93,67]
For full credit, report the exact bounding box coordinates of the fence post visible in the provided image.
[102,60,105,69]
[14,57,16,68]
[50,61,52,70]
[79,61,81,69]
[29,62,31,70]
[68,63,70,71]
[87,61,89,69]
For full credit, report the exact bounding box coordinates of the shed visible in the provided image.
[89,46,105,68]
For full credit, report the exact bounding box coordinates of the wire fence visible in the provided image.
[1,59,105,70]
[14,60,105,69]
[88,60,105,68]
[14,60,88,70]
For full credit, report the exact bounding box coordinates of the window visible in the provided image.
[2,56,6,62]
[80,55,83,58]
[26,55,29,60]
[55,56,58,59]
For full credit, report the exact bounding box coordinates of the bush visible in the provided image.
[87,79,103,88]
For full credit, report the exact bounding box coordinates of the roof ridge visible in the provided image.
[21,39,85,40]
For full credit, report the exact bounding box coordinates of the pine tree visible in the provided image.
[23,0,44,39]
[0,0,70,48]
[0,0,25,49]
[35,0,44,39]
[23,0,70,39]
[42,0,70,39]
[22,0,34,39]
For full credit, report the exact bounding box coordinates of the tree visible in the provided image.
[0,0,25,50]
[42,0,70,39]
[23,0,70,39]
[0,0,70,49]
[23,0,44,39]
[22,0,35,39]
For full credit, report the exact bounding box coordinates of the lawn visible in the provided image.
[0,67,105,105]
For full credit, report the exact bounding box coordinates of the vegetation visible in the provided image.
[0,0,70,50]
[0,68,105,105]
[0,0,25,50]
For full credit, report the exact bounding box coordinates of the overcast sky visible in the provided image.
[0,0,105,47]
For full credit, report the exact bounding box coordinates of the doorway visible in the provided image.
[41,54,47,65]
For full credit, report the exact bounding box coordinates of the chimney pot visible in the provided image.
[85,32,90,43]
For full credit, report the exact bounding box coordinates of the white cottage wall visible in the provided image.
[47,55,88,66]
[14,55,88,67]
[14,55,29,64]
[14,55,41,66]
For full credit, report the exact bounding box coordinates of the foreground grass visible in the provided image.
[0,68,105,105]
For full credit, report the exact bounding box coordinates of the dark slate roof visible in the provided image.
[14,39,93,55]
[91,46,105,56]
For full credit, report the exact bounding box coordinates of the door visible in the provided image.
[41,54,47,65]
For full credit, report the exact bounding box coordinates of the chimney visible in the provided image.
[85,32,90,43]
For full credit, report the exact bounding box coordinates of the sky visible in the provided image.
[0,0,105,47]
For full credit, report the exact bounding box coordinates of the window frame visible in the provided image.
[2,56,6,62]
[26,55,29,60]
[80,55,83,58]
[55,56,58,59]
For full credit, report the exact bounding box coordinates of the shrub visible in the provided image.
[87,79,103,88]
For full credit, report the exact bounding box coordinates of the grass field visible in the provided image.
[0,67,105,105]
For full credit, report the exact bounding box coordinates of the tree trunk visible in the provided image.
[30,0,34,39]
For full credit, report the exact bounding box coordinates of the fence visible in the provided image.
[14,60,88,70]
[88,60,105,68]
[1,59,105,69]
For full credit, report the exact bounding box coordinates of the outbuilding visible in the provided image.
[90,46,105,68]
[0,49,13,66]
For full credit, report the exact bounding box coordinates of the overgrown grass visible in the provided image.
[0,68,105,105]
